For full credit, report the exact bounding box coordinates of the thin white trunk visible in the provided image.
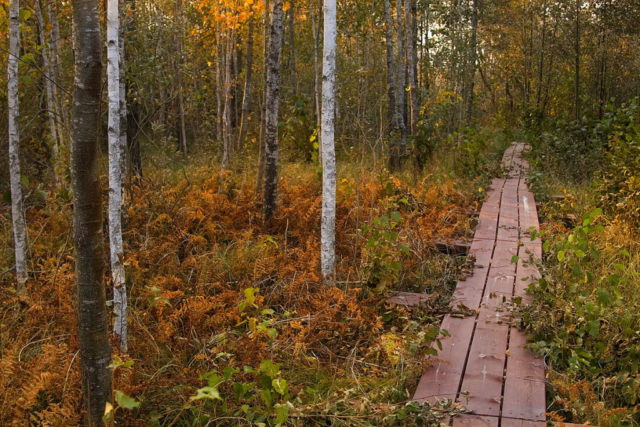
[8,0,27,295]
[321,0,336,282]
[107,0,127,352]
[35,0,59,183]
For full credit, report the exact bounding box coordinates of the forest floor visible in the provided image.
[1,127,638,426]
[0,128,508,426]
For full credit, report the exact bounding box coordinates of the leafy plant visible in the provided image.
[362,211,410,293]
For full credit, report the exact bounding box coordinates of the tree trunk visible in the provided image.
[35,0,60,184]
[222,30,234,168]
[263,0,284,222]
[256,0,270,193]
[288,1,297,94]
[405,0,418,136]
[311,0,322,162]
[126,0,142,180]
[574,0,580,120]
[215,24,223,144]
[175,0,187,154]
[395,0,407,159]
[119,0,127,176]
[48,0,68,149]
[321,0,336,282]
[8,0,28,295]
[466,0,478,125]
[70,0,112,421]
[384,0,399,169]
[107,0,127,353]
[238,8,255,149]
[535,2,547,110]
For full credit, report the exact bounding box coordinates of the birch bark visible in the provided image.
[8,0,28,295]
[321,0,336,282]
[35,0,60,183]
[107,0,127,352]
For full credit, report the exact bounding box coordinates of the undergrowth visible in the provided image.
[0,130,508,425]
[522,103,640,426]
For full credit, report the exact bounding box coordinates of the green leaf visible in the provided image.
[543,240,550,252]
[275,403,289,425]
[260,389,272,407]
[20,175,29,188]
[260,360,281,378]
[390,211,402,223]
[511,255,519,264]
[585,320,600,338]
[557,251,565,262]
[19,9,31,20]
[115,391,141,410]
[621,249,630,257]
[607,274,621,287]
[223,367,238,381]
[190,386,221,401]
[272,378,288,395]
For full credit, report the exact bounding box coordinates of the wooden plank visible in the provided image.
[452,415,499,426]
[552,423,592,427]
[502,329,547,422]
[491,240,518,268]
[413,315,476,404]
[387,292,430,306]
[501,418,546,427]
[459,323,509,416]
[469,238,494,267]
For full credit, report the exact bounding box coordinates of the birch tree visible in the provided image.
[405,0,418,135]
[395,0,407,160]
[8,0,28,295]
[384,0,400,170]
[107,0,127,352]
[35,0,60,183]
[71,0,112,420]
[238,6,255,149]
[263,0,284,222]
[321,0,336,282]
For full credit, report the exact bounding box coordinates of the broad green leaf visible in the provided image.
[115,391,141,409]
[190,386,221,401]
[272,378,288,395]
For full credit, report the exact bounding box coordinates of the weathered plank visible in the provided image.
[387,292,431,306]
[502,328,547,422]
[458,323,509,416]
[413,315,476,404]
[501,418,546,426]
[452,414,499,426]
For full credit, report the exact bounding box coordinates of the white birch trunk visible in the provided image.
[321,0,336,282]
[107,0,127,352]
[35,0,60,184]
[8,0,28,295]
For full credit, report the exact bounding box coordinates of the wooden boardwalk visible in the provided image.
[413,143,548,426]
